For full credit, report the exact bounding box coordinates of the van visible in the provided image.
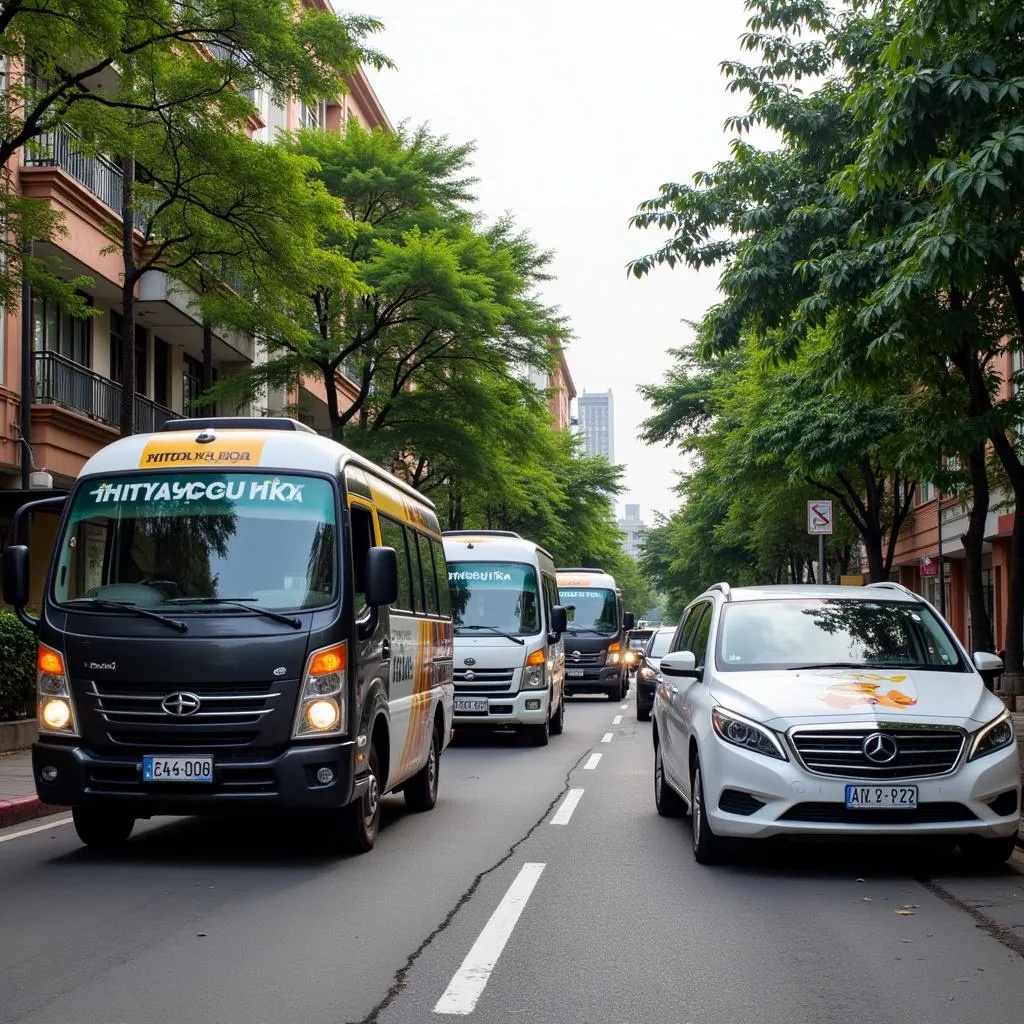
[557,568,635,701]
[1,417,454,854]
[443,531,567,746]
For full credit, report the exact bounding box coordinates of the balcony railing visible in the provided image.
[34,350,181,433]
[24,123,124,214]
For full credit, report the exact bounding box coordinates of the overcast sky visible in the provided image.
[365,0,756,524]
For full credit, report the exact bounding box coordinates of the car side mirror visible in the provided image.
[550,604,567,638]
[973,650,1003,691]
[623,612,635,631]
[659,651,699,678]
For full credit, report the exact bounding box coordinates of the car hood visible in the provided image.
[708,667,1004,731]
[452,636,532,668]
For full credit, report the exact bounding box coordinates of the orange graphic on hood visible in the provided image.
[819,674,918,710]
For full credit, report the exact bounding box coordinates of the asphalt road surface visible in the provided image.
[2,688,1023,1024]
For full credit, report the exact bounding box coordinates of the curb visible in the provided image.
[0,795,68,830]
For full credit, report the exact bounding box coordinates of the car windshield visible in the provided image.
[628,635,650,649]
[648,630,674,659]
[448,562,541,636]
[716,599,965,672]
[559,587,619,633]
[52,472,338,612]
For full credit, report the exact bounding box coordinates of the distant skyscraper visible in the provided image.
[577,389,614,461]
[618,504,647,559]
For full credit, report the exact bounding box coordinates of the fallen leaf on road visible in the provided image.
[895,909,916,916]
[197,932,207,937]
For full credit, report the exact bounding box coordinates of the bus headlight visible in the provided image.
[37,645,79,736]
[522,649,546,688]
[293,642,347,738]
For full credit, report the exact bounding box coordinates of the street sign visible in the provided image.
[807,499,833,535]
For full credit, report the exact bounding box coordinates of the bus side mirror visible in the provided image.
[623,611,635,631]
[2,544,30,608]
[365,546,398,607]
[550,605,567,638]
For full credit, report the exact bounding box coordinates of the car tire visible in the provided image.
[549,692,565,735]
[342,742,381,853]
[72,807,135,851]
[958,834,1017,870]
[654,741,685,817]
[691,758,729,865]
[404,723,440,813]
[637,704,651,722]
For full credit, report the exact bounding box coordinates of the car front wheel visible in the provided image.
[654,742,685,817]
[691,758,729,865]
[958,834,1017,870]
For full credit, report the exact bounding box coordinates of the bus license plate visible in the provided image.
[142,755,214,783]
[454,698,488,713]
[845,785,917,809]
[566,669,584,678]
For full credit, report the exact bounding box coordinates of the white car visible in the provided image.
[653,581,1021,866]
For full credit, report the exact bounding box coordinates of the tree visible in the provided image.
[206,123,563,442]
[0,0,388,311]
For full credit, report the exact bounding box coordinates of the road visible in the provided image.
[1,690,1023,1024]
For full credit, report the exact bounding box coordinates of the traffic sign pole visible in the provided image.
[819,534,825,585]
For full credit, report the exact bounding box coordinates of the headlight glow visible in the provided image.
[711,707,788,761]
[293,642,347,738]
[305,699,341,731]
[41,698,72,730]
[36,644,79,736]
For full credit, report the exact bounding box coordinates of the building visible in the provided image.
[522,344,576,431]
[0,10,392,602]
[577,389,614,461]
[618,503,647,559]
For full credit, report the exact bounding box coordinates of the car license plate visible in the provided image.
[844,784,918,809]
[454,698,488,713]
[142,755,213,783]
[566,669,584,678]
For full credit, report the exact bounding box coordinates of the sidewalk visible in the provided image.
[3,720,1024,839]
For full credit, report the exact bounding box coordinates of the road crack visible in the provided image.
[346,747,594,1024]
[915,874,1024,960]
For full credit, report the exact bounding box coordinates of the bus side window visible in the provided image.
[415,532,439,615]
[407,530,427,613]
[431,538,451,617]
[348,503,376,614]
[378,515,413,611]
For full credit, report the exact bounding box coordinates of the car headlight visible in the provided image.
[711,707,788,761]
[37,645,79,736]
[967,710,1016,761]
[293,642,347,738]
[639,665,659,680]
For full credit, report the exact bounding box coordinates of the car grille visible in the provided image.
[453,667,515,696]
[86,760,277,793]
[779,802,976,825]
[789,728,965,779]
[718,789,766,816]
[565,652,603,667]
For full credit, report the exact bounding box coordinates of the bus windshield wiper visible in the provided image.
[69,598,189,633]
[168,597,302,629]
[566,627,609,636]
[454,625,525,646]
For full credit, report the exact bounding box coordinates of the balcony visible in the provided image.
[23,123,124,214]
[34,350,180,433]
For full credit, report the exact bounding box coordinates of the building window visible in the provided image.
[109,314,149,395]
[298,99,324,131]
[917,480,935,504]
[32,291,92,366]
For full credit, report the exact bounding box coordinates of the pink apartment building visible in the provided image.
[0,29,391,601]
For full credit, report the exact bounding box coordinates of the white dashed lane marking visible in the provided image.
[612,715,622,725]
[583,753,602,770]
[434,862,546,1015]
[550,788,584,825]
[601,732,613,743]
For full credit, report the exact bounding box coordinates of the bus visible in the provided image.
[557,568,634,701]
[2,417,454,854]
[443,531,567,746]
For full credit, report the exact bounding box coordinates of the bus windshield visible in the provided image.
[52,472,338,612]
[448,562,541,636]
[559,587,618,634]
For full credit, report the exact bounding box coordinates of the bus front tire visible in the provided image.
[72,806,135,851]
[405,724,440,813]
[343,743,381,853]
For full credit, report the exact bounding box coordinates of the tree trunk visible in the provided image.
[119,154,137,437]
[320,362,342,441]
[962,444,994,655]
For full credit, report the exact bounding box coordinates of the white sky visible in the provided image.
[365,0,755,523]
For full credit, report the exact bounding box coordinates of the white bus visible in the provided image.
[443,531,567,746]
